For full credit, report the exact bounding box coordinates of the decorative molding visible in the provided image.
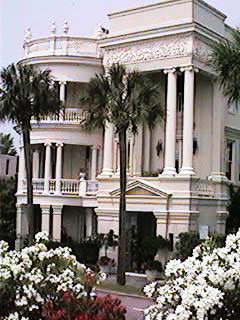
[103,34,214,67]
[103,34,193,66]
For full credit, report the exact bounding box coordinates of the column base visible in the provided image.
[100,168,113,177]
[161,167,177,176]
[179,167,196,176]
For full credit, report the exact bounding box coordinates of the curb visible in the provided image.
[96,288,152,301]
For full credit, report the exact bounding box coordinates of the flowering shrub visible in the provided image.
[42,293,126,320]
[144,230,240,320]
[0,231,106,320]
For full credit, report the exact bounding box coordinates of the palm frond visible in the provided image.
[210,29,240,104]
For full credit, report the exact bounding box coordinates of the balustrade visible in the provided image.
[31,108,85,124]
[86,180,99,195]
[193,179,215,197]
[20,178,99,196]
[61,179,80,194]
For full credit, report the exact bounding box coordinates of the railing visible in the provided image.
[22,178,44,192]
[20,178,99,196]
[61,179,80,194]
[24,36,100,59]
[193,179,215,197]
[31,108,86,124]
[86,180,99,195]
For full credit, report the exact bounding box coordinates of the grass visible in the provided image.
[97,279,145,297]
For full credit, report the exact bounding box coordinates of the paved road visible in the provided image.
[96,289,152,320]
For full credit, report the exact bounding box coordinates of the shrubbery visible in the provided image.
[144,230,240,319]
[0,232,127,320]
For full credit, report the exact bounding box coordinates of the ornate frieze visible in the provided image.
[103,34,194,66]
[103,34,213,66]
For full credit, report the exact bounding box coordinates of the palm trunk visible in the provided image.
[22,126,34,239]
[117,129,127,285]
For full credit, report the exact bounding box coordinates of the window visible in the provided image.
[226,140,234,180]
[5,159,9,176]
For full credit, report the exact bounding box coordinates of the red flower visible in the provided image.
[63,291,73,303]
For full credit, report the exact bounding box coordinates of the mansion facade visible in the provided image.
[16,0,240,247]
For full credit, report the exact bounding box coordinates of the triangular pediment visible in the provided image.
[110,180,169,198]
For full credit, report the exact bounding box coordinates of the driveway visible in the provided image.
[96,289,152,320]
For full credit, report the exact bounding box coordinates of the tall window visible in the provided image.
[5,159,9,176]
[226,140,234,180]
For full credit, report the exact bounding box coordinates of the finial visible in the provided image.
[63,20,69,34]
[24,28,32,43]
[50,21,56,35]
[94,24,104,39]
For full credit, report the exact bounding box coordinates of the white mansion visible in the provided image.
[16,0,240,247]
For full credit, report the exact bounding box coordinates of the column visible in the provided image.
[44,142,52,193]
[179,66,199,175]
[162,68,177,176]
[116,142,120,175]
[41,205,51,234]
[133,125,143,176]
[17,147,26,192]
[85,208,93,237]
[55,142,63,194]
[210,82,228,181]
[91,146,97,180]
[59,81,66,103]
[101,122,113,176]
[143,124,151,173]
[32,148,40,179]
[15,205,23,250]
[129,135,134,176]
[52,205,63,242]
[59,81,66,121]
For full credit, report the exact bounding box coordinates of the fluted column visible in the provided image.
[44,142,52,193]
[91,146,97,180]
[162,68,177,176]
[101,122,113,176]
[41,205,51,234]
[32,148,40,179]
[18,147,26,192]
[179,66,199,175]
[55,142,63,195]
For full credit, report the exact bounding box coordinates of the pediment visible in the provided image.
[110,180,169,198]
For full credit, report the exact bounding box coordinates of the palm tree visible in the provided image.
[81,63,163,285]
[210,28,240,105]
[0,133,17,156]
[0,63,62,238]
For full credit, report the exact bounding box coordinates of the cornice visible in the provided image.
[19,55,102,67]
[108,0,226,20]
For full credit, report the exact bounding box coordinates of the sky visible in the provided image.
[0,0,239,151]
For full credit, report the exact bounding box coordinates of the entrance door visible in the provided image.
[126,212,156,272]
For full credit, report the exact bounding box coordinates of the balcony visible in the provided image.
[23,36,101,59]
[21,178,99,196]
[31,108,85,125]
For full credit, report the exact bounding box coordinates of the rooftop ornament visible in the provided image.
[50,21,56,35]
[24,28,32,43]
[63,20,69,35]
[94,24,109,39]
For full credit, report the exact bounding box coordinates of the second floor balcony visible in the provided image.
[31,108,85,125]
[20,178,98,196]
